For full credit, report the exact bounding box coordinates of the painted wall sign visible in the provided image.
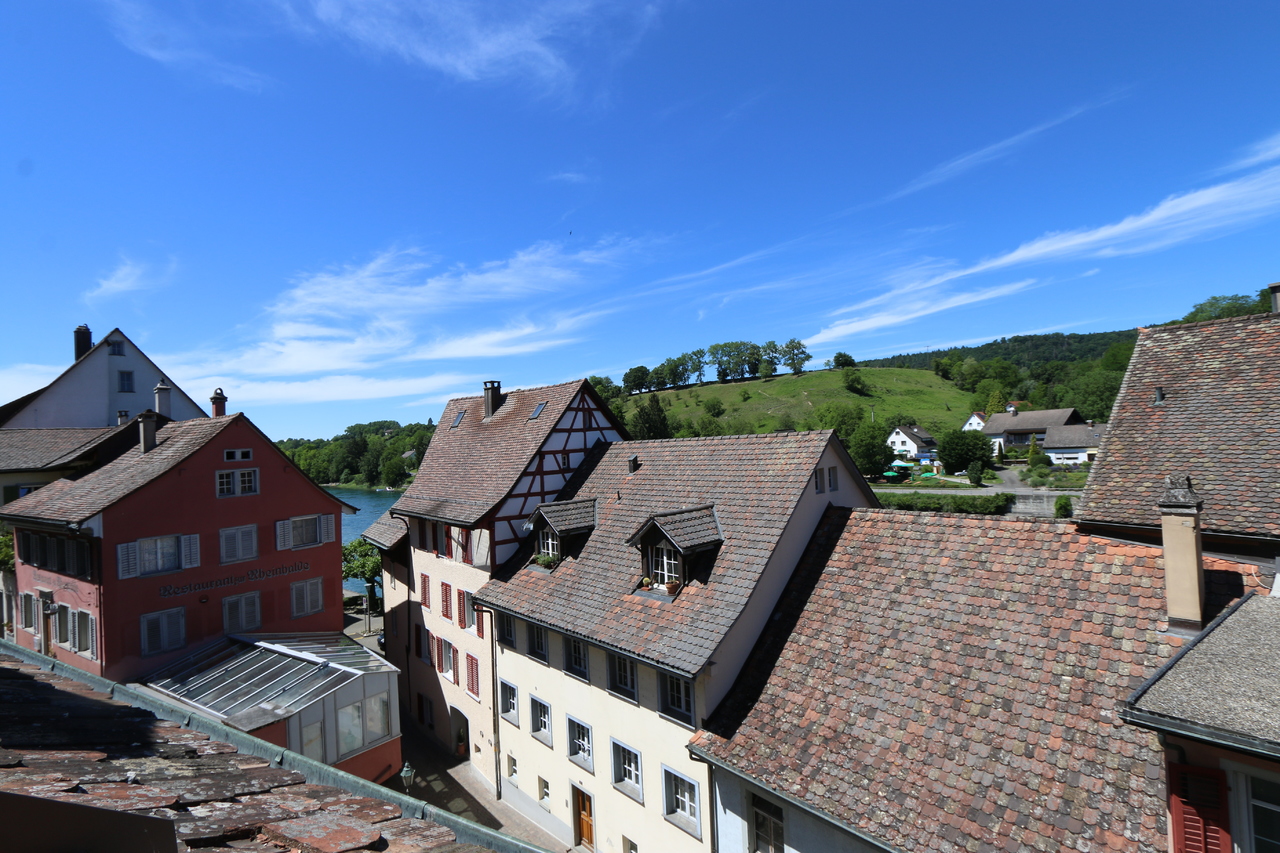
[157,561,311,598]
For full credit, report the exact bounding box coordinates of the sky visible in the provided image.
[2,2,1279,440]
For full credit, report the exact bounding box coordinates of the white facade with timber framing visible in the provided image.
[370,379,626,791]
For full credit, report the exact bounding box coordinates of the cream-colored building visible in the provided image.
[477,431,877,852]
[368,379,626,791]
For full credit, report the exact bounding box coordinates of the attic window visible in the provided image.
[108,341,125,356]
[451,410,466,428]
[530,402,548,420]
[649,543,680,587]
[224,449,252,461]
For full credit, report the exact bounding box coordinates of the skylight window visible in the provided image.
[451,410,466,428]
[530,402,548,419]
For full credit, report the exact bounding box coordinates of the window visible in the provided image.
[217,468,259,497]
[612,740,642,802]
[661,673,694,725]
[75,610,96,658]
[649,544,680,587]
[18,532,92,578]
[451,410,465,428]
[1244,774,1280,853]
[118,371,134,393]
[752,795,785,853]
[500,681,519,725]
[222,591,261,632]
[565,637,589,679]
[19,593,35,632]
[461,590,476,631]
[567,717,593,771]
[365,692,390,741]
[116,534,199,578]
[466,653,481,698]
[108,341,125,356]
[663,768,700,835]
[530,401,548,419]
[439,638,456,681]
[291,577,324,617]
[813,467,825,494]
[497,612,516,648]
[507,754,518,785]
[219,524,257,564]
[828,466,839,492]
[537,528,560,560]
[55,604,71,646]
[224,449,253,461]
[275,514,334,549]
[623,839,637,853]
[608,653,637,701]
[302,721,324,761]
[141,607,185,656]
[441,582,453,620]
[530,697,551,746]
[527,624,547,662]
[538,778,550,810]
[337,701,364,756]
[389,609,398,637]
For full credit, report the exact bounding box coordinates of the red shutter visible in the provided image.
[1169,764,1231,853]
[435,637,444,673]
[452,647,460,685]
[467,653,480,695]
[432,522,440,556]
[461,528,472,565]
[417,518,427,551]
[414,624,422,658]
[457,589,467,629]
[441,583,452,620]
[420,574,430,608]
[476,605,484,639]
[444,525,453,559]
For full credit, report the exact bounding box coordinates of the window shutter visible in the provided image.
[17,530,30,564]
[452,647,460,685]
[441,583,452,619]
[225,597,242,633]
[276,520,292,550]
[117,542,139,579]
[436,637,444,673]
[308,577,323,614]
[461,529,472,564]
[476,604,484,639]
[431,521,439,555]
[244,593,259,629]
[239,526,256,560]
[444,525,453,559]
[425,630,433,665]
[1169,764,1231,853]
[457,589,466,629]
[292,582,307,617]
[165,609,185,651]
[88,615,97,660]
[221,529,238,562]
[321,514,335,543]
[182,534,200,568]
[143,614,161,655]
[467,654,479,695]
[69,610,78,651]
[420,574,430,608]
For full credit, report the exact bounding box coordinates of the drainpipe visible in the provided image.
[473,602,502,800]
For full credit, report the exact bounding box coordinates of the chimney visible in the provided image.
[628,455,640,474]
[153,379,172,418]
[74,325,92,361]
[1158,474,1206,632]
[139,410,158,453]
[1269,281,1280,313]
[117,410,130,425]
[483,381,502,418]
[210,388,227,418]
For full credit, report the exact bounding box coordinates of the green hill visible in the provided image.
[860,329,1140,370]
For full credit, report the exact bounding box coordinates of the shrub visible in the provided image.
[703,398,725,418]
[739,387,751,402]
[966,461,984,486]
[1029,476,1048,488]
[874,491,1016,515]
[842,367,870,395]
[1054,495,1074,518]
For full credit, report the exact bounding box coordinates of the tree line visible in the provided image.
[276,420,435,489]
[613,338,814,395]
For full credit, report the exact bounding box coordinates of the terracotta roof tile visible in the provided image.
[692,507,1261,852]
[362,510,408,550]
[530,497,596,534]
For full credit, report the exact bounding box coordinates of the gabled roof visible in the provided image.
[1042,422,1108,449]
[691,506,1263,853]
[0,427,118,473]
[1079,312,1280,540]
[529,497,597,535]
[391,379,618,526]
[890,424,935,445]
[362,509,408,550]
[626,504,722,553]
[478,430,870,676]
[981,407,1083,435]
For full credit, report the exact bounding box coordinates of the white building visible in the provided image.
[476,431,876,852]
[961,412,986,431]
[886,424,936,459]
[1043,422,1107,464]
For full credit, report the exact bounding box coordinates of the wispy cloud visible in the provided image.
[547,171,592,183]
[1220,129,1280,173]
[84,255,173,303]
[175,372,481,406]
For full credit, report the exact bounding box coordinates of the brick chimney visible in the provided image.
[139,410,158,453]
[153,379,172,418]
[483,381,502,418]
[210,388,227,417]
[74,325,92,361]
[1158,473,1206,632]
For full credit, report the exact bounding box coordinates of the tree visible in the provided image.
[1175,288,1271,324]
[936,429,993,475]
[689,349,707,384]
[702,398,725,418]
[381,454,409,489]
[813,401,864,446]
[649,363,670,390]
[842,367,870,395]
[781,338,811,375]
[966,461,984,486]
[848,418,894,479]
[628,395,673,440]
[623,365,651,395]
[343,539,383,612]
[985,386,1008,417]
[0,522,12,576]
[1054,495,1074,519]
[832,352,856,369]
[759,360,776,380]
[760,341,782,372]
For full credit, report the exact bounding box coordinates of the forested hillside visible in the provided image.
[277,420,434,489]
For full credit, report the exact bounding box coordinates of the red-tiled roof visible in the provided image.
[392,380,607,526]
[1079,312,1280,540]
[691,507,1263,852]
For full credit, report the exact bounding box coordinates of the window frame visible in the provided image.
[828,466,839,492]
[527,623,548,662]
[537,528,560,560]
[751,794,785,853]
[564,636,589,680]
[290,576,324,618]
[567,716,593,772]
[530,696,552,747]
[276,514,335,550]
[607,653,638,701]
[223,448,253,461]
[465,652,481,699]
[649,542,680,587]
[497,612,517,648]
[1226,760,1280,853]
[217,468,260,498]
[439,637,455,680]
[662,766,701,837]
[118,370,134,393]
[813,466,825,494]
[108,341,125,356]
[661,672,695,726]
[499,680,519,726]
[611,739,643,803]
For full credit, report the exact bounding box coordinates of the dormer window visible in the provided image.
[649,543,680,587]
[538,528,560,560]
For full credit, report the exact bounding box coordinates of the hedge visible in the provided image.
[874,491,1017,515]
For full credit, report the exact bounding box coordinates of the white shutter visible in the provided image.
[292,582,307,617]
[164,608,185,651]
[221,529,238,563]
[308,577,323,614]
[244,592,260,630]
[276,520,292,551]
[142,613,161,655]
[321,514,335,543]
[69,609,78,650]
[224,596,242,633]
[182,534,200,569]
[117,542,139,579]
[88,615,97,660]
[239,526,256,560]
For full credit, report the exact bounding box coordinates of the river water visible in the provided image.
[326,486,403,595]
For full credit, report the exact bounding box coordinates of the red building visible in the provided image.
[0,411,353,682]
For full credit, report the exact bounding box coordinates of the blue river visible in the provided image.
[327,486,403,596]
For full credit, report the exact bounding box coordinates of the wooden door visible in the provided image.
[573,786,594,850]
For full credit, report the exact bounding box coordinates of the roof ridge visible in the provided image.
[443,378,587,403]
[1144,310,1280,334]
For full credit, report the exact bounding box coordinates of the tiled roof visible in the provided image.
[1042,422,1108,449]
[0,427,116,472]
[981,407,1083,435]
[627,504,722,553]
[392,380,599,526]
[362,510,408,550]
[1129,593,1280,748]
[1079,313,1280,540]
[478,431,842,676]
[0,652,500,852]
[691,506,1263,852]
[530,498,596,534]
[891,424,935,445]
[0,417,239,524]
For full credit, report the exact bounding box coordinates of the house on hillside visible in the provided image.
[1078,294,1280,578]
[1043,421,1107,464]
[367,379,627,792]
[0,325,206,429]
[886,424,936,460]
[960,411,986,431]
[690,503,1265,853]
[476,431,876,852]
[981,406,1084,451]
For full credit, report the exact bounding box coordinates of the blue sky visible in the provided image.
[3,2,1279,440]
